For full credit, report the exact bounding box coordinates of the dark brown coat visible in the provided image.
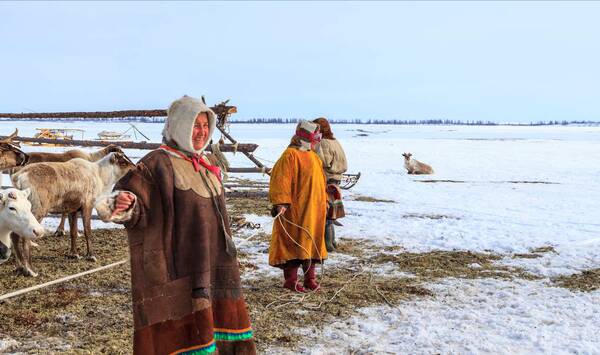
[115,149,255,355]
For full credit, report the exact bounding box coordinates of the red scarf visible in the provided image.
[160,145,222,181]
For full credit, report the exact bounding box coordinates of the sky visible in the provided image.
[1,1,599,122]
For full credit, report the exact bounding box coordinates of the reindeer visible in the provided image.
[23,144,123,165]
[0,129,29,170]
[7,144,124,236]
[0,188,45,265]
[402,152,434,175]
[10,152,135,276]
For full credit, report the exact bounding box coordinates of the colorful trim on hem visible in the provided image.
[214,327,254,342]
[170,340,216,355]
[169,328,253,354]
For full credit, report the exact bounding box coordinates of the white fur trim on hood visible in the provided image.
[162,95,217,155]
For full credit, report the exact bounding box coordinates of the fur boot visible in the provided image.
[283,265,305,292]
[302,263,320,291]
[325,221,335,252]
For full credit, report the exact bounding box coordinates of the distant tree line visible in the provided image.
[1,117,598,126]
[230,118,599,126]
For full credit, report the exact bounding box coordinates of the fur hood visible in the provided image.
[162,95,217,155]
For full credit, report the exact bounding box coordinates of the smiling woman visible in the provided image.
[193,112,210,150]
[95,95,256,355]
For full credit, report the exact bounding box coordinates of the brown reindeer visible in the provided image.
[0,129,28,170]
[25,144,123,164]
[10,152,135,276]
[402,152,434,175]
[7,144,124,236]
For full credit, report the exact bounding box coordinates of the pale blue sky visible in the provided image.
[1,1,599,122]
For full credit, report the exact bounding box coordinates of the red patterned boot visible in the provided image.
[283,265,306,292]
[302,263,321,292]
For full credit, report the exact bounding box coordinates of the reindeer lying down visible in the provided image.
[403,152,434,175]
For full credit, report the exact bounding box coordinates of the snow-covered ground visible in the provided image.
[2,121,599,353]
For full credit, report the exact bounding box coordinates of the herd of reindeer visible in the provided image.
[0,129,135,277]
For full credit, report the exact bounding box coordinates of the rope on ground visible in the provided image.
[264,263,398,311]
[0,259,128,302]
[369,272,395,307]
[265,290,314,310]
[302,269,367,310]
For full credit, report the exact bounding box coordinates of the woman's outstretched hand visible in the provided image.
[112,191,135,216]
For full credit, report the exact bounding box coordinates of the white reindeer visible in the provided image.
[0,188,45,265]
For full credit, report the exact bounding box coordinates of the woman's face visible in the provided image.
[192,113,210,150]
[310,128,321,149]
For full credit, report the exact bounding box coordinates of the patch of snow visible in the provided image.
[0,337,18,352]
[286,278,600,354]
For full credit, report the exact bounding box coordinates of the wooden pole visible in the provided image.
[0,135,258,153]
[0,110,167,119]
[217,128,271,174]
[226,167,268,173]
[0,103,273,173]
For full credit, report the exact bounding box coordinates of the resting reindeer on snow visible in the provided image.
[0,188,45,265]
[402,152,434,175]
[7,144,124,236]
[10,152,135,276]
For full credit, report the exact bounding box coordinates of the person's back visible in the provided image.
[312,117,348,252]
[316,137,348,182]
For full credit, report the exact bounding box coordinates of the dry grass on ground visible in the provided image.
[351,194,395,203]
[401,213,460,220]
[512,245,557,259]
[370,250,540,281]
[246,267,432,351]
[0,229,132,354]
[553,269,600,292]
[227,193,272,216]
[0,195,570,354]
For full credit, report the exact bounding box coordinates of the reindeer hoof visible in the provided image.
[54,230,65,237]
[66,253,82,260]
[85,255,97,262]
[21,268,38,277]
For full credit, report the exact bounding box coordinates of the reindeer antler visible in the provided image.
[0,128,19,143]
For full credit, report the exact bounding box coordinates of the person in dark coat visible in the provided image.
[96,95,256,355]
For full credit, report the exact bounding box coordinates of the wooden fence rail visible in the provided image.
[0,135,258,153]
[0,110,167,119]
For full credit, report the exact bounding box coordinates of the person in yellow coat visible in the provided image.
[269,120,328,292]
